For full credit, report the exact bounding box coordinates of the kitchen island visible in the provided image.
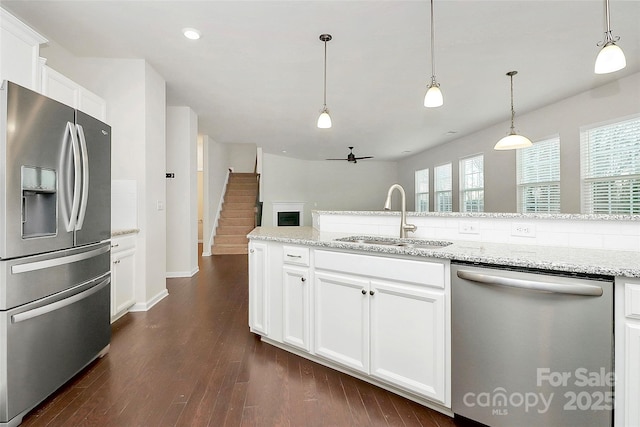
[248,212,640,426]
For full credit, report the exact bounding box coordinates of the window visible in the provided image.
[434,163,452,212]
[415,168,429,212]
[517,137,561,213]
[459,155,484,212]
[581,116,640,214]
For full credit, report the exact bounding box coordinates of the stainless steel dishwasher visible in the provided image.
[451,262,613,427]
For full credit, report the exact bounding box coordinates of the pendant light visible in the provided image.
[317,34,332,129]
[494,71,532,150]
[594,0,626,74]
[424,0,443,108]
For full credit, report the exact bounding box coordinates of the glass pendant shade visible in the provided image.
[494,132,532,150]
[424,84,443,107]
[595,43,626,74]
[317,108,332,128]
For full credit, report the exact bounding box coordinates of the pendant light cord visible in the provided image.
[430,0,436,80]
[509,72,516,133]
[323,39,327,108]
[599,0,619,45]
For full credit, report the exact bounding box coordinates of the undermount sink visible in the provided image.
[336,236,452,250]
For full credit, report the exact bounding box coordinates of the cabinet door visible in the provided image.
[626,322,640,426]
[249,242,269,336]
[282,265,311,352]
[370,279,446,403]
[112,248,135,320]
[314,271,369,373]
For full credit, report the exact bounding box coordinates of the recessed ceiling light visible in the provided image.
[182,28,201,40]
[445,130,458,135]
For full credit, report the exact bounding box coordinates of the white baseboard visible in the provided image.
[166,266,199,278]
[129,289,169,312]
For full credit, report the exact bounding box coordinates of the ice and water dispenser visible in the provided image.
[21,166,57,238]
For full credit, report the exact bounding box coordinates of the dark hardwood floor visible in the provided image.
[21,250,459,426]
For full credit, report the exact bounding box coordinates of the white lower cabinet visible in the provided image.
[313,250,449,405]
[282,265,311,351]
[370,279,446,402]
[248,241,269,336]
[314,271,370,373]
[110,235,136,322]
[248,241,450,409]
[616,277,640,427]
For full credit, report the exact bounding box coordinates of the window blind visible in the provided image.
[581,117,640,214]
[414,168,429,212]
[459,155,484,212]
[517,137,561,213]
[434,163,452,212]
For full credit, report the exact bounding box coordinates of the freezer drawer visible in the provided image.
[0,275,110,425]
[0,242,110,310]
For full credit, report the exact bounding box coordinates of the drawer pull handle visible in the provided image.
[111,243,120,248]
[286,254,302,258]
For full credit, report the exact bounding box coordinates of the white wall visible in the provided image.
[228,143,257,173]
[202,135,230,255]
[166,106,199,277]
[262,153,399,226]
[398,71,640,213]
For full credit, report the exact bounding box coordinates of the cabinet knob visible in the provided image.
[369,290,375,296]
[361,289,367,295]
[111,243,119,248]
[301,277,306,283]
[250,249,254,253]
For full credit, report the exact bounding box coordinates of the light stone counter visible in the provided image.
[248,226,640,278]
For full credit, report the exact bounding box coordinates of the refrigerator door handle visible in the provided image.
[456,270,604,296]
[11,277,110,323]
[63,121,82,232]
[10,245,110,274]
[75,124,90,230]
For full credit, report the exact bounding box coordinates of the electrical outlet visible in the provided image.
[459,221,480,234]
[157,200,165,211]
[511,222,536,238]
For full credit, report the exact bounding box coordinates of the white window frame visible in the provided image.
[580,115,640,214]
[516,136,561,213]
[415,168,429,212]
[459,154,484,213]
[434,163,452,212]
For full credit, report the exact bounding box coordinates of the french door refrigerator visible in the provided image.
[0,81,111,427]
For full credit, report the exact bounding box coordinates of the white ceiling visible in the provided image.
[3,1,639,161]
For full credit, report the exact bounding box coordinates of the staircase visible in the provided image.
[212,173,258,255]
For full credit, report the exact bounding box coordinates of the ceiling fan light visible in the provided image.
[594,43,626,74]
[317,109,332,129]
[424,84,443,107]
[494,133,533,150]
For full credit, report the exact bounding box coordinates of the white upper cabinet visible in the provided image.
[41,65,107,121]
[0,8,47,90]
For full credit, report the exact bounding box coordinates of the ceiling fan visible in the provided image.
[326,147,374,163]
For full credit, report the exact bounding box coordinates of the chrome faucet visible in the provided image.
[383,184,417,238]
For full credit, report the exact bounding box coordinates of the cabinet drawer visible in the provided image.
[110,235,136,253]
[626,283,640,320]
[314,250,445,288]
[283,245,309,266]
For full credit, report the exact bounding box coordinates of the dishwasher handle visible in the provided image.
[456,270,603,297]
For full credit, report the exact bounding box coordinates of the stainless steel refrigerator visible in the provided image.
[0,81,111,427]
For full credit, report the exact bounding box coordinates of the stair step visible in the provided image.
[219,217,254,227]
[217,225,253,236]
[215,234,250,245]
[226,189,257,197]
[223,202,254,211]
[220,209,253,219]
[227,183,258,190]
[212,244,248,255]
[225,195,255,204]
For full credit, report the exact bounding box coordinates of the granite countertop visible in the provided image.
[314,210,640,221]
[248,226,640,278]
[112,228,140,237]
